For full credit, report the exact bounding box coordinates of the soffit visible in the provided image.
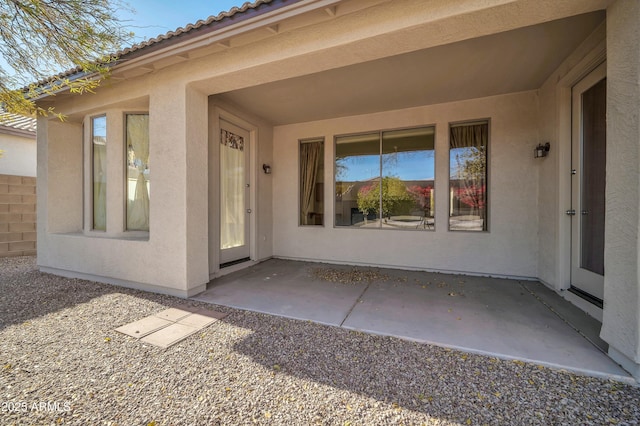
[217,11,605,125]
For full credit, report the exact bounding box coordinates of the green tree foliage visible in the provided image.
[454,145,486,181]
[357,176,413,220]
[0,0,133,118]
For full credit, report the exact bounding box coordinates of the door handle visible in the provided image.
[581,210,588,215]
[247,209,252,214]
[566,209,576,216]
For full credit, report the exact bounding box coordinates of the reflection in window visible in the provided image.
[299,138,324,226]
[449,121,488,231]
[92,115,107,231]
[335,127,435,230]
[126,114,150,231]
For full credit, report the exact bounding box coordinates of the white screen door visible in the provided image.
[570,62,606,306]
[219,119,250,266]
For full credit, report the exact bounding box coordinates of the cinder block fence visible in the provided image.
[0,174,36,257]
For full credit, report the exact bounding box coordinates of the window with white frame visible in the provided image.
[449,120,489,231]
[335,126,435,230]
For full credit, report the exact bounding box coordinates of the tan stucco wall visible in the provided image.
[36,77,275,296]
[536,23,607,291]
[0,133,36,177]
[37,88,210,297]
[601,0,640,378]
[272,91,539,278]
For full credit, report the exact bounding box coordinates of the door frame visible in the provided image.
[570,61,606,306]
[555,38,606,320]
[208,106,258,278]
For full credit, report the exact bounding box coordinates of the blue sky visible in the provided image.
[121,1,246,43]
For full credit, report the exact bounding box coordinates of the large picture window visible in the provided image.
[126,113,150,231]
[449,121,488,231]
[299,138,324,226]
[91,115,107,231]
[335,126,435,230]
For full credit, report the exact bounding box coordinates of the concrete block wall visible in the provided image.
[0,174,36,257]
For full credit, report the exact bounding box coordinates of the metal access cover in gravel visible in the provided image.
[1,256,639,425]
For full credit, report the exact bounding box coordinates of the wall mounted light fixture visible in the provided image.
[262,164,272,174]
[534,142,550,159]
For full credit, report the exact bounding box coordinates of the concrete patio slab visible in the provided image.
[195,260,367,326]
[115,315,173,338]
[343,274,628,380]
[194,259,634,383]
[140,323,199,349]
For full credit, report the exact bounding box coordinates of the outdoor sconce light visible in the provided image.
[262,164,272,174]
[534,142,550,159]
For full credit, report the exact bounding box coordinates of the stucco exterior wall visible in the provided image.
[37,85,211,297]
[0,132,36,177]
[272,91,539,278]
[36,69,276,296]
[601,0,640,378]
[536,23,607,291]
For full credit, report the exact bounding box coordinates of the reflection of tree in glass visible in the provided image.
[456,185,486,210]
[454,146,486,217]
[357,177,413,220]
[408,185,433,216]
[335,157,348,180]
[454,146,486,181]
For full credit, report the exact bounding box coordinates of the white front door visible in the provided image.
[569,62,606,307]
[219,119,251,266]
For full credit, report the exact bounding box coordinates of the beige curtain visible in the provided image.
[126,114,150,231]
[300,142,321,225]
[220,129,245,249]
[93,140,107,230]
[450,122,488,228]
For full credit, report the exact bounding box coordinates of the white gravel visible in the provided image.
[1,256,639,425]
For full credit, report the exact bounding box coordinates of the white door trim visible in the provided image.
[208,106,258,277]
[555,41,606,294]
[570,62,606,303]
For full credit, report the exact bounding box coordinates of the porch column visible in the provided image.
[601,0,640,381]
[149,82,209,296]
[184,85,209,290]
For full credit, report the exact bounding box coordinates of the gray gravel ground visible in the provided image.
[1,256,639,426]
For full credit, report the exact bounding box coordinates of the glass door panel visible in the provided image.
[220,119,250,265]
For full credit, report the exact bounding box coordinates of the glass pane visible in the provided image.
[335,133,380,227]
[92,116,107,231]
[299,139,324,226]
[381,127,435,230]
[220,128,245,249]
[580,78,606,275]
[126,114,150,231]
[449,122,488,231]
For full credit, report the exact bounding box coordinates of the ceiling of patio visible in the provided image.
[218,11,605,126]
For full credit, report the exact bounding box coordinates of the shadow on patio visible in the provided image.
[194,258,632,383]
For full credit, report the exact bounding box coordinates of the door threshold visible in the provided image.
[220,257,251,269]
[568,285,604,309]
